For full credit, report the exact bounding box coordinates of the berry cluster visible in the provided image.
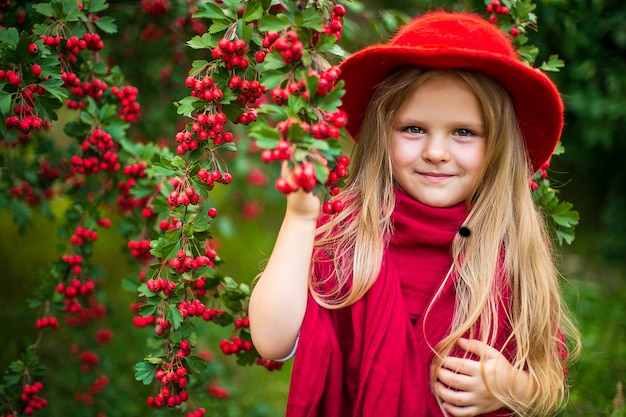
[167,186,200,207]
[207,384,230,399]
[74,374,109,404]
[177,298,208,318]
[56,278,94,309]
[19,382,48,415]
[485,0,520,36]
[185,75,223,102]
[145,277,177,295]
[78,350,100,373]
[197,167,232,189]
[2,71,45,138]
[128,239,153,262]
[117,164,151,213]
[529,160,551,191]
[70,129,120,175]
[260,139,292,163]
[140,0,171,17]
[61,254,84,275]
[35,316,59,330]
[147,361,190,408]
[211,38,249,70]
[186,408,206,417]
[255,357,284,371]
[270,30,303,65]
[322,4,346,40]
[69,77,107,100]
[275,160,317,194]
[110,85,141,122]
[70,226,98,247]
[167,250,213,274]
[8,181,40,204]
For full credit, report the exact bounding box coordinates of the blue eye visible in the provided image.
[455,129,474,137]
[405,126,424,135]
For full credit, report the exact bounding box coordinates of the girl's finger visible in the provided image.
[440,355,480,376]
[437,367,474,392]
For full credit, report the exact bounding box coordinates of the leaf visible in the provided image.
[0,89,12,115]
[260,53,287,71]
[134,361,156,385]
[193,2,233,20]
[551,201,579,227]
[94,16,117,34]
[258,14,291,32]
[31,3,55,17]
[0,27,19,47]
[540,54,565,72]
[185,355,209,374]
[175,96,203,117]
[88,0,109,13]
[146,163,176,178]
[187,33,214,49]
[301,7,323,29]
[242,0,264,23]
[166,303,184,329]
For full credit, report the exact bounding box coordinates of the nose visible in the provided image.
[422,134,450,163]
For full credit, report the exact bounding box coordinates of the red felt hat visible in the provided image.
[338,10,563,172]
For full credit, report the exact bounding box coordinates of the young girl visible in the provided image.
[249,10,579,417]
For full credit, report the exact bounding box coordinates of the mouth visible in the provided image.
[419,172,454,182]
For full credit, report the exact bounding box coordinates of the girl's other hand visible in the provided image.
[435,338,530,417]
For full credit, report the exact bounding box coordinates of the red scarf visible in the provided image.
[286,189,513,417]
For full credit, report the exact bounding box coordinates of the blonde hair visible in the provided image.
[312,67,580,416]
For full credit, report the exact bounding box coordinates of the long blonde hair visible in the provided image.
[312,67,580,416]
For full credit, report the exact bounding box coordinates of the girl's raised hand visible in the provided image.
[435,338,530,417]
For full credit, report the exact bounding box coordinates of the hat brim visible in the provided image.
[339,45,563,172]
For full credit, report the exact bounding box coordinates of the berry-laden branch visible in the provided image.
[129,0,354,410]
[481,0,578,244]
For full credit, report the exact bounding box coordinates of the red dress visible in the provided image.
[286,189,514,417]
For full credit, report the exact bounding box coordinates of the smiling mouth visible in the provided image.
[419,172,454,180]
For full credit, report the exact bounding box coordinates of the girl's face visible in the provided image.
[391,76,487,207]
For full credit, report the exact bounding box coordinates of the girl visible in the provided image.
[249,10,579,417]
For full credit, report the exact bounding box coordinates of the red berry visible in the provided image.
[28,43,39,55]
[31,64,42,77]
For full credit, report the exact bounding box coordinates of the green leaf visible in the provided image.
[175,96,203,117]
[301,7,323,29]
[551,202,579,227]
[260,53,287,71]
[166,303,184,329]
[146,163,177,178]
[540,54,565,72]
[88,0,109,13]
[194,2,233,20]
[139,303,158,317]
[94,16,117,34]
[31,3,55,17]
[187,33,214,49]
[0,27,19,47]
[242,0,264,23]
[0,89,12,115]
[134,361,156,385]
[258,14,291,32]
[185,355,209,374]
